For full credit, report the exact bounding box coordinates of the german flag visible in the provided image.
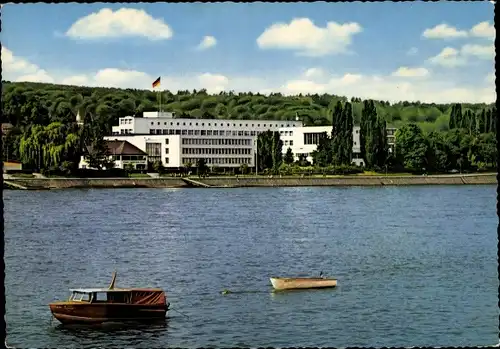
[152,76,161,88]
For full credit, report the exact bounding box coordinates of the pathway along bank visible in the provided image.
[3,173,497,190]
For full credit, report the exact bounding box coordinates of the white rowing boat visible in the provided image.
[270,276,337,290]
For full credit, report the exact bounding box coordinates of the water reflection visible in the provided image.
[270,287,338,299]
[49,320,169,347]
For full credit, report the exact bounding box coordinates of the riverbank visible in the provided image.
[3,173,497,190]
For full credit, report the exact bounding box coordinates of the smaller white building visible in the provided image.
[280,125,364,166]
[79,140,148,170]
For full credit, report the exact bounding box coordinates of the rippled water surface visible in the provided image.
[4,185,498,347]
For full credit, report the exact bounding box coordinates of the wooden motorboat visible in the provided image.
[49,272,170,324]
[270,276,337,290]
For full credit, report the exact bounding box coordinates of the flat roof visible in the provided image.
[133,117,303,125]
[70,288,164,293]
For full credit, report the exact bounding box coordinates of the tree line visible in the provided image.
[257,101,497,175]
[1,81,497,175]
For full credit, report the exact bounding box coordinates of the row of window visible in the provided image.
[111,155,147,161]
[182,138,252,146]
[149,120,296,128]
[284,140,294,146]
[120,119,133,125]
[182,148,252,155]
[120,129,133,134]
[304,133,327,145]
[182,157,252,165]
[149,129,262,137]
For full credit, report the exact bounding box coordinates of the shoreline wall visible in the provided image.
[3,173,497,190]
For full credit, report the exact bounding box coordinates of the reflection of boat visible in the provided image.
[49,272,170,324]
[270,276,337,290]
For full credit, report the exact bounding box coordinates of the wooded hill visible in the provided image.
[2,80,494,133]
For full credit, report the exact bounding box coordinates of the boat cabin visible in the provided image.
[68,288,167,305]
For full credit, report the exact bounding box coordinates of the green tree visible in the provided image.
[310,132,332,167]
[395,124,428,172]
[331,101,343,165]
[153,160,165,174]
[361,100,387,168]
[425,131,449,173]
[257,130,282,172]
[342,101,354,165]
[196,158,208,177]
[240,163,249,175]
[271,130,283,172]
[284,147,294,164]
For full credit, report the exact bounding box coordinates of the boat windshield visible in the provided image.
[70,291,91,302]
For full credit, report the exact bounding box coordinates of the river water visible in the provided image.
[4,185,498,348]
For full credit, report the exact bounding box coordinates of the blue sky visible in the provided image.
[1,2,495,103]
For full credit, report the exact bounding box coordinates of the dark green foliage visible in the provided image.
[257,130,282,173]
[360,100,388,168]
[284,147,294,164]
[196,158,208,176]
[394,124,428,172]
[310,132,332,167]
[331,101,343,165]
[343,102,354,165]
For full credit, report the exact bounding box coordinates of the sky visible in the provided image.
[1,2,496,103]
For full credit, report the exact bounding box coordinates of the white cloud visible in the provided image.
[65,8,173,40]
[3,48,495,104]
[197,73,229,93]
[391,67,430,78]
[277,73,494,104]
[197,36,217,50]
[60,75,90,86]
[303,68,325,79]
[256,18,362,56]
[485,72,495,83]
[461,44,495,59]
[422,23,468,39]
[422,21,496,41]
[427,43,494,67]
[470,21,495,40]
[1,47,54,83]
[428,47,467,67]
[406,47,418,56]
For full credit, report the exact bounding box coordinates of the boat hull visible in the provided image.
[49,302,169,325]
[270,277,337,290]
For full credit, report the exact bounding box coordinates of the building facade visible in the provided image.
[79,140,148,170]
[105,112,396,170]
[280,125,364,166]
[109,112,303,169]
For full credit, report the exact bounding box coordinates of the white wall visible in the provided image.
[104,135,182,168]
[143,111,175,118]
[78,155,147,170]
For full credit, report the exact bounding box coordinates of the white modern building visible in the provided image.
[104,111,395,170]
[108,111,303,169]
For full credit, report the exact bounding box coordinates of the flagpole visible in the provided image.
[255,136,258,175]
